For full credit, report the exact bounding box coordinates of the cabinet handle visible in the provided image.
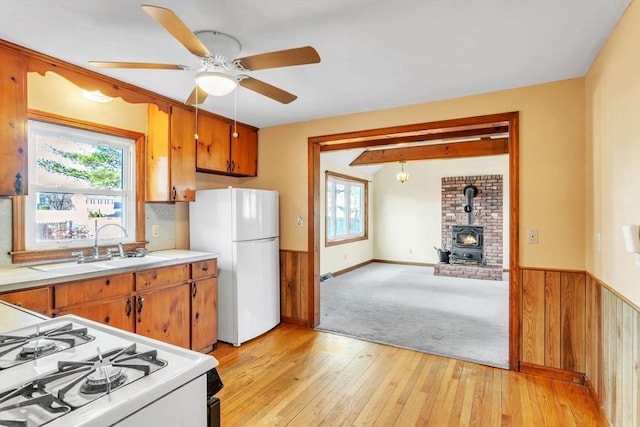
[15,302,22,307]
[14,173,23,195]
[230,160,236,172]
[125,298,132,317]
[136,296,144,315]
[226,159,231,172]
[105,279,110,286]
[172,186,177,200]
[192,282,198,298]
[202,265,208,272]
[104,315,110,324]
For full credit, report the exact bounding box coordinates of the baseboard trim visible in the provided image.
[371,259,433,267]
[331,260,374,277]
[519,362,586,385]
[281,316,307,327]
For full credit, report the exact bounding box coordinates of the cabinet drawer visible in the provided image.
[191,259,217,279]
[54,273,133,308]
[135,264,190,291]
[0,287,50,314]
[55,297,135,332]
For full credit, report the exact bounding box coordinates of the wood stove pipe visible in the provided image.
[463,184,478,225]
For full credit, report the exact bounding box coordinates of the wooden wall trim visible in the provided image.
[519,361,586,385]
[587,271,640,313]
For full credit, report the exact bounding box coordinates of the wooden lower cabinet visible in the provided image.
[56,297,135,332]
[0,287,50,315]
[135,283,191,349]
[191,277,217,352]
[3,258,218,352]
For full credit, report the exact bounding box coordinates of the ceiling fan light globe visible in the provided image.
[195,71,237,96]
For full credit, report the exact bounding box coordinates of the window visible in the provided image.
[326,171,368,245]
[25,120,136,250]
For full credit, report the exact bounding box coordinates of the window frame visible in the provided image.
[325,171,368,246]
[11,109,146,263]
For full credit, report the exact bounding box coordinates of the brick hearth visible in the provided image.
[436,174,504,281]
[434,262,503,281]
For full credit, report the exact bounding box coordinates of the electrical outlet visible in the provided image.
[151,224,160,237]
[527,228,538,244]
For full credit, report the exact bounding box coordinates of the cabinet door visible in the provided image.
[146,104,171,201]
[169,105,196,201]
[230,123,258,177]
[135,284,190,348]
[56,297,135,332]
[0,45,27,196]
[196,113,231,173]
[146,104,196,202]
[191,277,217,352]
[0,287,50,315]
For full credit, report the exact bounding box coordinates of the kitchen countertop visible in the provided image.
[0,249,219,293]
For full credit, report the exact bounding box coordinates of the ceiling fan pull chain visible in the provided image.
[194,86,199,141]
[233,88,238,138]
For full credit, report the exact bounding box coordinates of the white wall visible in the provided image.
[373,155,509,267]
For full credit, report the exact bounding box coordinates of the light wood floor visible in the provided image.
[211,324,607,426]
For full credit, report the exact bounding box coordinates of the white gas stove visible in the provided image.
[0,309,219,426]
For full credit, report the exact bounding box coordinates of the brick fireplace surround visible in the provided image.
[434,174,504,281]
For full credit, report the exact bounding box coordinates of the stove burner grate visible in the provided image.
[0,323,94,370]
[30,343,167,408]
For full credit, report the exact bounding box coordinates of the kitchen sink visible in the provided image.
[30,255,169,275]
[31,262,112,275]
[92,255,168,268]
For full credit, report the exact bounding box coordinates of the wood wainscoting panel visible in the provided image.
[544,271,561,368]
[593,282,640,427]
[280,250,308,325]
[560,272,586,372]
[521,269,545,365]
[520,268,587,373]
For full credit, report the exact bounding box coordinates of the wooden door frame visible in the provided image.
[307,111,520,370]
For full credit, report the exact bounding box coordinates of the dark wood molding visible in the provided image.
[519,361,586,385]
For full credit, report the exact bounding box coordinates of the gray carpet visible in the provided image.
[317,262,509,368]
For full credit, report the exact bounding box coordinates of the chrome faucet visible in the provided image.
[93,221,128,259]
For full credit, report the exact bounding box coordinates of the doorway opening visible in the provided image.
[307,112,520,369]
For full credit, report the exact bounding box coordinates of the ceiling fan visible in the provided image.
[89,4,320,105]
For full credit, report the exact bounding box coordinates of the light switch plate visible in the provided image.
[526,228,538,244]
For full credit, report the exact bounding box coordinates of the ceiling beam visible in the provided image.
[320,125,509,152]
[349,138,509,165]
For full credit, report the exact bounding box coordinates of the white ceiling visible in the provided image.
[0,0,629,129]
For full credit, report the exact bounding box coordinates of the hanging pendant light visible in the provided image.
[396,161,409,184]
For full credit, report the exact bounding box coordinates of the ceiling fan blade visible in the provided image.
[141,4,211,58]
[236,46,320,71]
[239,77,297,104]
[89,61,187,70]
[185,86,209,105]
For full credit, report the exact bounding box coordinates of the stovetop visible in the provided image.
[0,314,218,427]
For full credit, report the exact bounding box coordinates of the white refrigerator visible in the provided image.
[189,188,280,346]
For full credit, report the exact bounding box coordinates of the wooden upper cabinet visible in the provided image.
[0,45,27,196]
[196,112,258,177]
[196,113,231,173]
[146,104,196,202]
[231,123,258,177]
